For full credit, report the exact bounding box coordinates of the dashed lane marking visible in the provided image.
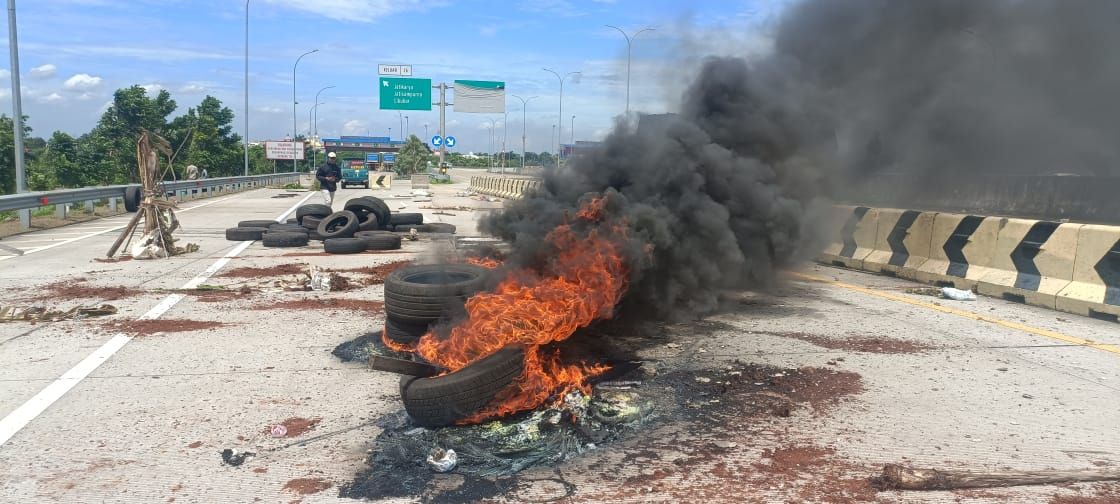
[0,192,316,446]
[790,271,1120,357]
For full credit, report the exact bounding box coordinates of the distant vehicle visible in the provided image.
[341,159,369,188]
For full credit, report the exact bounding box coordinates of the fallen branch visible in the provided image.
[872,464,1120,491]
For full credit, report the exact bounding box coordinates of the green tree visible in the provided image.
[87,85,177,184]
[168,96,243,178]
[0,115,33,194]
[395,134,432,175]
[29,131,85,190]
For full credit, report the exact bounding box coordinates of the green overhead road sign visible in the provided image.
[379,77,432,110]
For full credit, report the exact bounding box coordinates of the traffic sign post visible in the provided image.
[379,77,432,110]
[378,64,413,76]
[431,135,443,147]
[445,136,457,148]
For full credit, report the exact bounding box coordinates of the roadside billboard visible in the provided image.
[264,141,305,160]
[453,80,505,113]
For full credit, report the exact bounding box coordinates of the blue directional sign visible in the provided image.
[431,135,443,147]
[365,152,380,162]
[445,136,457,148]
[383,153,397,163]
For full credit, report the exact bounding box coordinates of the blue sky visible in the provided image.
[0,0,788,153]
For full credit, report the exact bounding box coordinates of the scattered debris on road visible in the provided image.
[0,303,117,322]
[220,449,254,467]
[102,319,227,336]
[941,287,978,301]
[872,464,1120,491]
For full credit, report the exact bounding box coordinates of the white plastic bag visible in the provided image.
[941,287,977,301]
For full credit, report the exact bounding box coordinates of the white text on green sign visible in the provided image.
[379,77,432,111]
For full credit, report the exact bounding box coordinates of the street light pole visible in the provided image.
[570,114,575,150]
[424,123,429,140]
[396,111,403,142]
[243,0,249,176]
[292,48,318,172]
[512,95,537,172]
[309,101,323,168]
[551,124,556,166]
[606,25,654,116]
[405,115,409,139]
[542,68,580,167]
[7,0,26,205]
[312,85,334,138]
[485,118,495,170]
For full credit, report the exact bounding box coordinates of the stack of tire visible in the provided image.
[383,264,523,428]
[382,264,488,347]
[225,218,310,248]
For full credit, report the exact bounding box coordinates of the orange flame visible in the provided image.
[465,256,502,269]
[416,197,627,423]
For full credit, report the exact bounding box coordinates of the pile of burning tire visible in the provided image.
[380,263,526,427]
[222,196,455,253]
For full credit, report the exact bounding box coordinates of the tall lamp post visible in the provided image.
[424,123,429,140]
[396,111,404,141]
[308,101,324,168]
[404,115,409,139]
[243,0,250,175]
[542,68,580,167]
[312,85,334,139]
[606,25,654,115]
[7,0,26,211]
[570,114,575,145]
[551,124,556,166]
[292,48,318,172]
[485,118,496,170]
[512,95,537,171]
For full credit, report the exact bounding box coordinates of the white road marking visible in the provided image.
[0,196,237,262]
[0,192,316,447]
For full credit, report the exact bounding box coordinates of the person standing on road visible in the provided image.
[186,164,199,180]
[315,152,342,205]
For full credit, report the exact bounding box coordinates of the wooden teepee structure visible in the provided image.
[106,130,196,259]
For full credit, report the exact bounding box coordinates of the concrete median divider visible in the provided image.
[911,213,1005,290]
[861,209,937,276]
[818,206,878,269]
[468,175,541,200]
[975,219,1081,309]
[1056,225,1120,321]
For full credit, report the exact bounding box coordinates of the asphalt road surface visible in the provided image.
[1,175,1117,503]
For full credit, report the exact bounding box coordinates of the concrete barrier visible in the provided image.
[862,209,937,276]
[818,206,878,269]
[911,213,1005,290]
[975,219,1082,309]
[469,175,541,199]
[1057,225,1120,320]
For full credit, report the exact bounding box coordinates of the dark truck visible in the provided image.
[340,159,369,188]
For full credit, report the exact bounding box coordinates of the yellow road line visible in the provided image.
[789,271,1120,356]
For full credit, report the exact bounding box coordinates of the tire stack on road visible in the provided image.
[222,197,404,253]
[387,212,456,235]
[382,264,488,347]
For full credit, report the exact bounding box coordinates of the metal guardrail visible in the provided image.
[0,172,302,213]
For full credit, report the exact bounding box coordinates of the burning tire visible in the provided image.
[262,231,310,248]
[324,237,367,254]
[317,211,360,239]
[296,204,332,224]
[384,316,428,346]
[389,212,423,226]
[398,345,526,427]
[384,264,487,325]
[225,227,268,241]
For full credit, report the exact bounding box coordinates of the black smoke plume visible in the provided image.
[482,0,1119,320]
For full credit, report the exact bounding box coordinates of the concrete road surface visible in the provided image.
[1,175,1117,503]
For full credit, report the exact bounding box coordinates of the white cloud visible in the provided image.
[24,42,236,62]
[29,64,57,79]
[0,69,9,79]
[258,106,284,114]
[265,0,434,22]
[479,25,498,37]
[343,119,367,134]
[179,83,208,94]
[38,92,65,104]
[63,73,103,91]
[140,83,164,94]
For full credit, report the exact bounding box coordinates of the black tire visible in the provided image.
[344,198,378,220]
[356,212,381,231]
[355,231,401,250]
[324,237,367,254]
[286,218,299,224]
[262,231,310,248]
[384,264,488,299]
[317,210,360,239]
[399,345,526,427]
[393,224,431,233]
[225,227,268,241]
[385,317,429,346]
[390,212,424,226]
[124,186,142,213]
[307,229,327,241]
[268,223,307,233]
[424,223,456,234]
[360,196,392,228]
[301,215,323,230]
[238,219,277,229]
[296,204,333,224]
